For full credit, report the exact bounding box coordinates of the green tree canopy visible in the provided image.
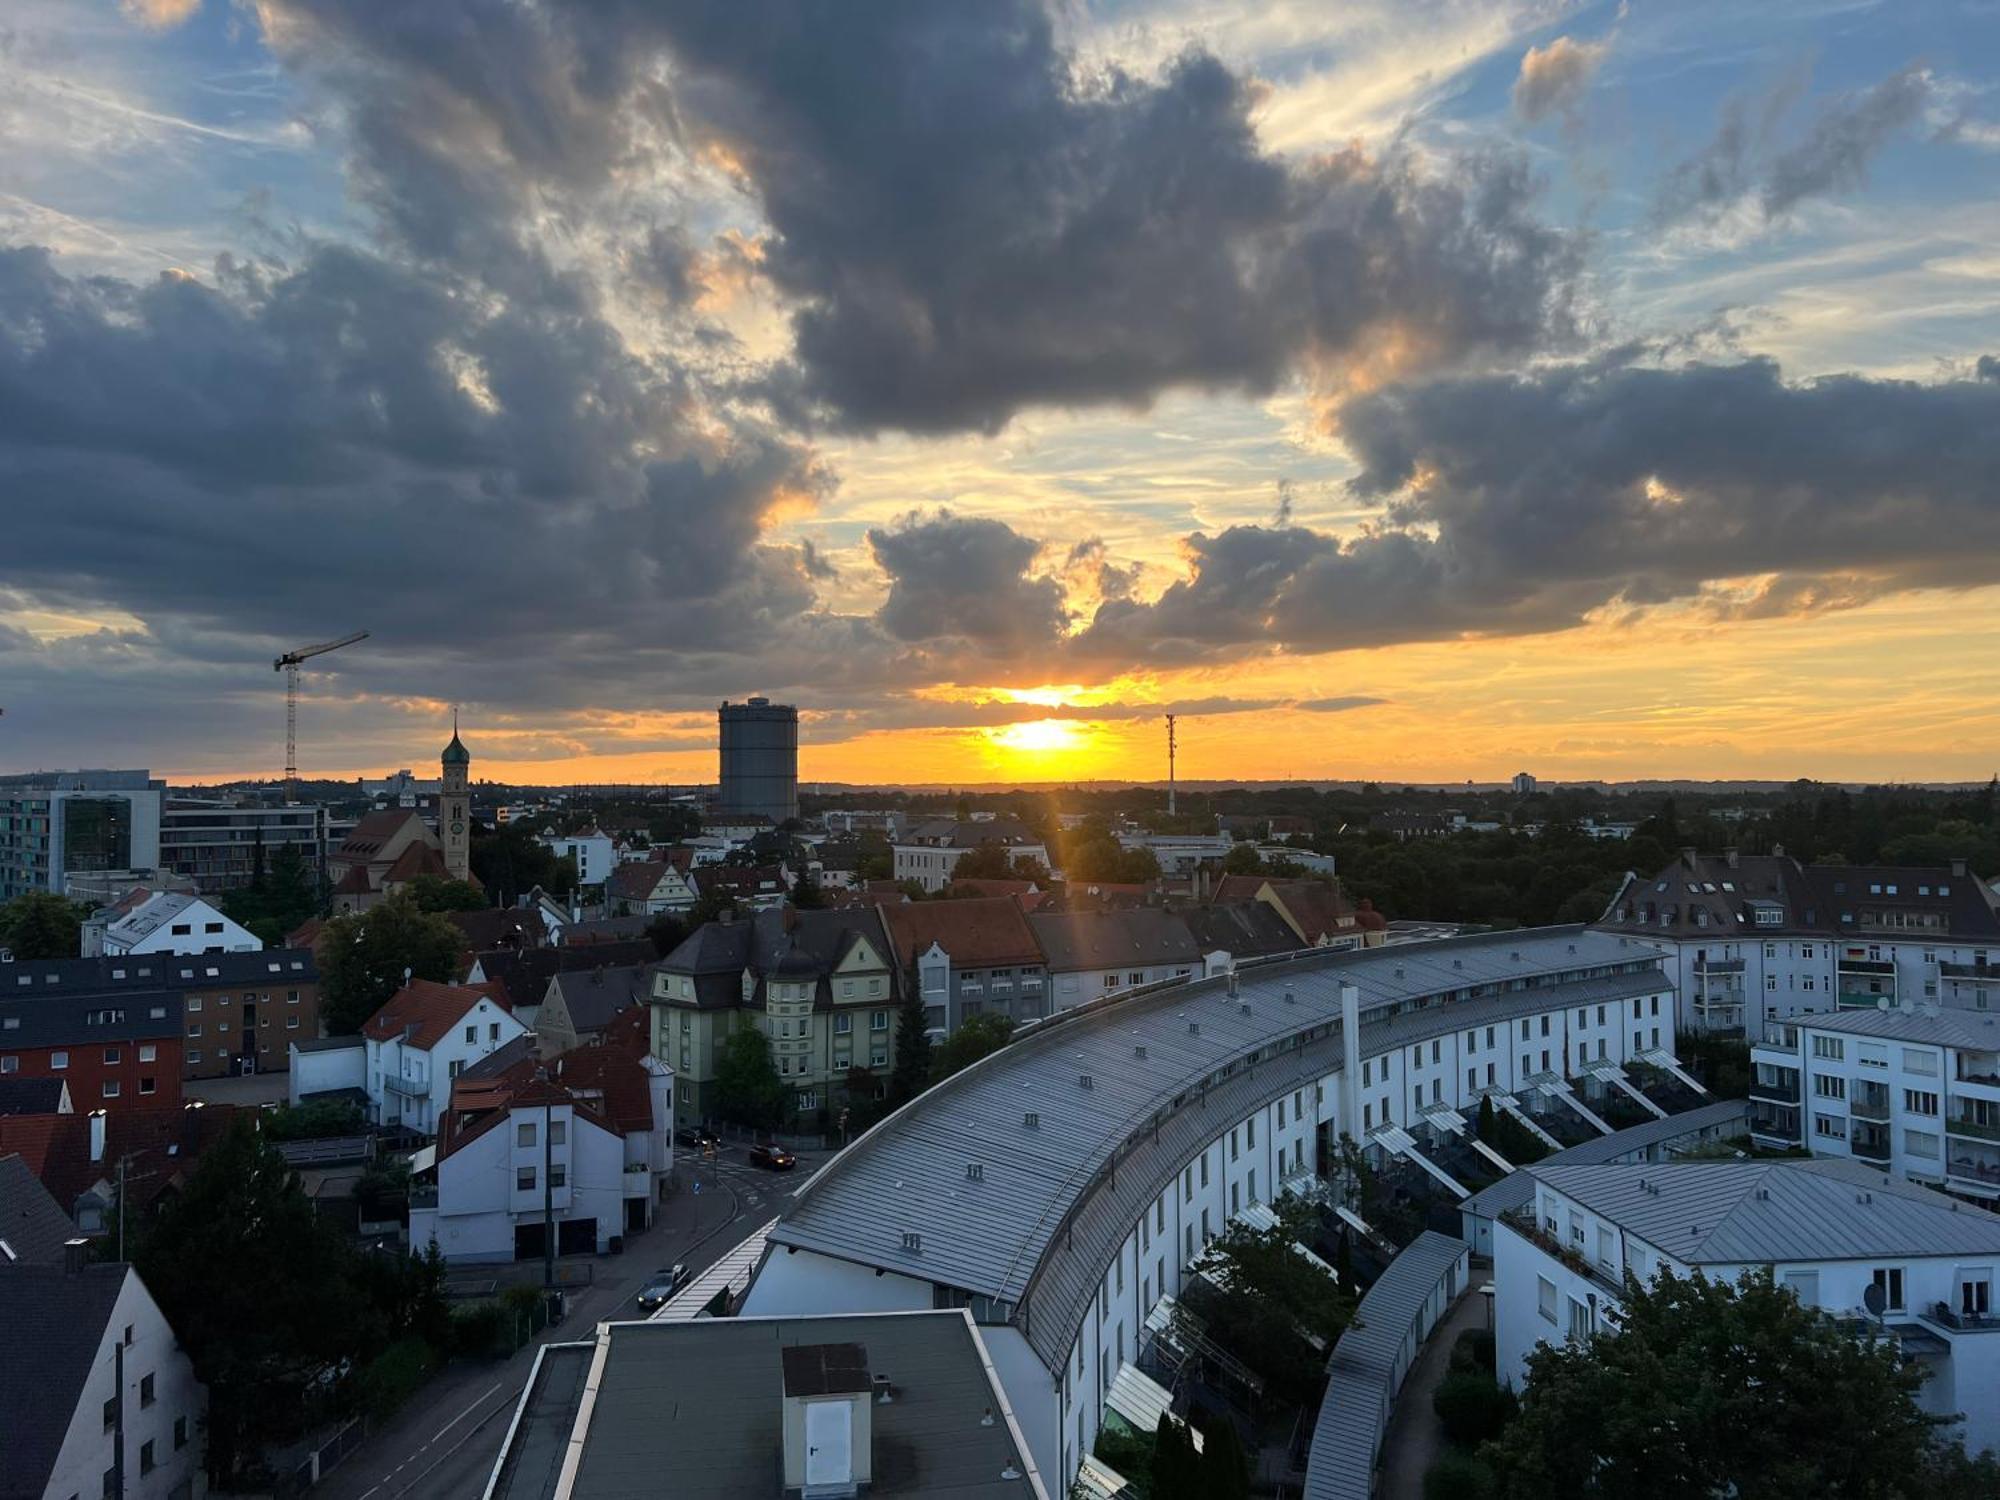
[930,1012,1014,1083]
[400,874,488,912]
[221,842,320,945]
[1063,833,1162,884]
[1490,1269,1947,1500]
[714,1024,787,1129]
[1183,1194,1356,1406]
[890,988,932,1103]
[0,890,87,959]
[318,892,464,1034]
[469,820,576,904]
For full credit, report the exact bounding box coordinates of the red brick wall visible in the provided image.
[4,1038,185,1112]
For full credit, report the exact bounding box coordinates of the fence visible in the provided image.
[275,1415,369,1497]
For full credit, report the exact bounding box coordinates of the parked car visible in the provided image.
[635,1263,691,1313]
[675,1125,720,1150]
[748,1143,796,1171]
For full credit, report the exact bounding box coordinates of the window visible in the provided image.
[1814,1113,1846,1141]
[1905,1129,1939,1159]
[549,1165,566,1189]
[287,1015,299,1030]
[138,1043,156,1063]
[871,1048,887,1067]
[49,1049,67,1070]
[1961,1273,1992,1316]
[550,1119,566,1146]
[1813,1074,1846,1100]
[1538,1276,1558,1325]
[175,1416,188,1450]
[871,1010,888,1031]
[104,1396,117,1431]
[139,1077,155,1096]
[186,996,202,1012]
[140,1373,155,1408]
[1780,1269,1819,1306]
[1870,1266,1905,1312]
[1812,1035,1845,1061]
[1246,1116,1255,1148]
[518,1122,537,1148]
[1904,1089,1939,1116]
[102,1080,121,1099]
[517,1167,537,1191]
[489,1023,501,1041]
[464,1025,476,1044]
[1568,1297,1592,1341]
[104,1047,121,1065]
[835,1013,852,1034]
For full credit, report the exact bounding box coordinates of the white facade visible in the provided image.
[42,1269,207,1500]
[88,892,262,958]
[892,831,1052,894]
[1750,1010,2000,1201]
[1495,1168,2000,1457]
[1114,833,1231,875]
[541,829,617,887]
[287,1039,366,1104]
[411,1100,627,1262]
[365,997,529,1136]
[1047,958,1197,1012]
[743,941,1682,1491]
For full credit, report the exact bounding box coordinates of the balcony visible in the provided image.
[1838,957,1897,977]
[1852,1086,1892,1123]
[1938,961,2000,981]
[1945,1112,2000,1143]
[408,1184,439,1209]
[1946,1151,2000,1189]
[1499,1208,1625,1300]
[382,1074,429,1099]
[1955,1058,2000,1090]
[1693,957,1746,976]
[1750,1071,1800,1104]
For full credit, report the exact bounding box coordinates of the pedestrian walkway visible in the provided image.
[1376,1282,1488,1500]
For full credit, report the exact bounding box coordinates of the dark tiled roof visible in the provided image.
[338,809,426,855]
[0,1078,67,1117]
[1600,852,2000,941]
[473,941,657,1010]
[658,920,754,1010]
[1027,908,1202,972]
[902,818,1041,849]
[545,965,653,1036]
[880,897,1043,971]
[0,1153,77,1265]
[605,863,678,902]
[0,990,181,1047]
[0,949,317,998]
[748,908,894,989]
[0,1263,127,1497]
[1180,901,1303,961]
[561,916,652,944]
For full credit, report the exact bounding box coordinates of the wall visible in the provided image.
[184,979,321,1078]
[43,1270,206,1500]
[739,1247,933,1316]
[289,1042,365,1104]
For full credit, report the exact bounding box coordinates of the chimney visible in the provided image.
[781,1343,873,1498]
[89,1109,106,1164]
[1725,848,1739,869]
[1339,984,1361,1143]
[1772,842,1785,859]
[1680,847,1698,870]
[63,1237,90,1275]
[1953,859,1968,878]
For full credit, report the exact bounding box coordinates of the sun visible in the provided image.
[990,719,1086,754]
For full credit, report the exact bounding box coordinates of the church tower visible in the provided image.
[441,716,471,882]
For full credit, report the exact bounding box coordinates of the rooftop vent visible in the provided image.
[1134,1045,1148,1060]
[1239,1003,1252,1017]
[901,1231,923,1252]
[1452,958,1463,969]
[1023,1112,1039,1130]
[1079,1074,1094,1090]
[1283,988,1295,1005]
[1394,967,1404,979]
[1566,943,1577,955]
[1511,950,1521,961]
[1187,1021,1200,1036]
[966,1163,984,1183]
[1226,969,1240,998]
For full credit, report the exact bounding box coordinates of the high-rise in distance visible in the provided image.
[717,697,799,825]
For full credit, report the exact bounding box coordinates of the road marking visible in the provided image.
[430,1382,504,1446]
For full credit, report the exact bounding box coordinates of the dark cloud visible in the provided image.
[1296,697,1389,714]
[1657,63,1930,224]
[1513,36,1607,125]
[650,0,1580,434]
[1073,354,2000,662]
[868,512,1068,652]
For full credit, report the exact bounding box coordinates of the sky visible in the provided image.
[2,0,1998,789]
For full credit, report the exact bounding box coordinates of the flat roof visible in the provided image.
[560,1311,1043,1499]
[768,927,1665,1366]
[487,1342,594,1500]
[1774,1006,2000,1050]
[1523,1157,2000,1264]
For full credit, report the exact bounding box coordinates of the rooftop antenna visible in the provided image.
[1166,713,1178,818]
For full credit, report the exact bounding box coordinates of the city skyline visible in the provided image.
[3,2,1998,787]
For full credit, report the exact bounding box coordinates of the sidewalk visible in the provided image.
[1377,1286,1488,1500]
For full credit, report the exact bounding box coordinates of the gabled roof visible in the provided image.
[1784,1005,2000,1050]
[1027,907,1202,973]
[606,863,678,902]
[448,906,546,953]
[545,964,653,1036]
[749,907,893,986]
[101,890,237,946]
[0,1153,77,1266]
[658,919,754,1009]
[1265,879,1357,944]
[1180,901,1302,962]
[384,839,453,884]
[1525,1156,2000,1264]
[560,915,652,944]
[472,940,657,1011]
[338,809,427,857]
[0,1263,128,1498]
[362,978,506,1050]
[901,817,1041,849]
[879,897,1043,971]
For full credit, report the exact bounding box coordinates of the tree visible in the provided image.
[222,842,320,945]
[791,871,827,908]
[318,892,465,1035]
[401,875,488,912]
[1221,842,1265,876]
[469,820,575,904]
[951,844,1017,882]
[132,1119,376,1483]
[930,1012,1014,1083]
[1196,1415,1251,1500]
[714,1025,787,1129]
[1490,1269,1945,1500]
[1151,1415,1204,1500]
[0,890,86,958]
[1064,833,1162,884]
[890,988,932,1102]
[643,911,690,959]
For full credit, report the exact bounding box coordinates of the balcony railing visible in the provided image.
[1852,1091,1892,1122]
[1947,1156,2000,1186]
[1956,1064,2000,1089]
[382,1074,429,1099]
[1946,1113,2000,1143]
[1499,1209,1625,1300]
[1693,958,1746,975]
[1922,1302,2000,1333]
[1751,1075,1801,1104]
[1838,992,1893,1010]
[1838,958,1897,976]
[1851,1133,1892,1164]
[1938,962,2000,981]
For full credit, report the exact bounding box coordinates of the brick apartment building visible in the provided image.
[0,986,184,1111]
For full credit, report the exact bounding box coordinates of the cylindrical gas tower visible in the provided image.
[717,697,799,824]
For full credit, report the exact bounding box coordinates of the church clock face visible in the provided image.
[450,820,463,836]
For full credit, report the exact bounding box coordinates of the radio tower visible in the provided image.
[1165,714,1178,818]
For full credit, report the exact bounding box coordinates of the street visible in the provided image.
[314,1148,821,1500]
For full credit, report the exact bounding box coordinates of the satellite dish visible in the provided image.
[1863,1282,1886,1318]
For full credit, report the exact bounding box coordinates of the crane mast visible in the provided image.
[273,631,368,798]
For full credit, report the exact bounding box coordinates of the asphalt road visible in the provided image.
[317,1149,819,1500]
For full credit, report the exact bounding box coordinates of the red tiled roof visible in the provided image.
[337,809,426,857]
[606,863,672,901]
[287,917,326,950]
[1209,874,1269,905]
[384,840,450,884]
[361,978,507,1050]
[879,896,1042,970]
[946,878,1040,898]
[331,865,376,896]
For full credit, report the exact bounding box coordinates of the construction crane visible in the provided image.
[274,631,368,799]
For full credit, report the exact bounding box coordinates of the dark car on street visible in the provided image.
[635,1263,691,1313]
[675,1125,720,1150]
[748,1143,796,1171]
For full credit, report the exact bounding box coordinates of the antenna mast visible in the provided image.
[1166,714,1178,818]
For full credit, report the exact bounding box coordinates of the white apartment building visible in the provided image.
[540,826,617,887]
[737,928,1681,1491]
[360,979,530,1136]
[1750,1006,2000,1202]
[84,891,262,958]
[1027,909,1202,1011]
[1597,851,2000,1040]
[892,818,1051,894]
[1495,1158,2000,1456]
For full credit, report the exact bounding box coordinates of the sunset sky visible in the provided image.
[3,1,1998,788]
